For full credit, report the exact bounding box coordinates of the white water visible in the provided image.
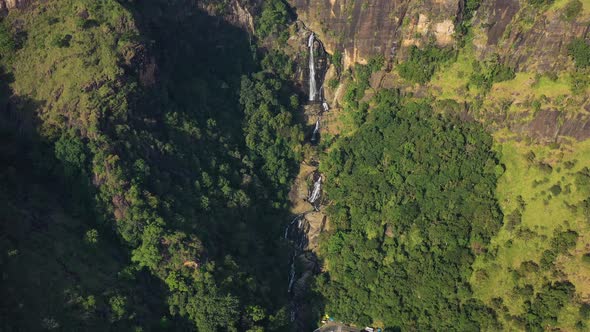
[309,176,322,203]
[287,216,305,292]
[311,120,320,142]
[284,215,302,239]
[285,214,304,293]
[322,102,329,111]
[308,33,317,101]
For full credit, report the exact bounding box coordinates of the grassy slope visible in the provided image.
[4,0,136,138]
[419,4,590,330]
[470,138,590,329]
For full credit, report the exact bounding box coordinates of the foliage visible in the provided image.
[1,0,300,330]
[568,38,590,68]
[528,0,555,6]
[331,49,343,74]
[398,45,454,84]
[240,71,303,194]
[469,55,516,91]
[569,68,590,95]
[339,58,386,130]
[566,39,590,94]
[457,0,483,37]
[524,282,575,330]
[562,0,583,21]
[0,127,173,330]
[256,0,290,42]
[540,229,578,268]
[0,21,14,58]
[316,97,503,329]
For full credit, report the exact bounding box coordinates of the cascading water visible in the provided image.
[284,214,301,239]
[285,214,304,294]
[308,176,322,203]
[311,119,320,142]
[308,33,317,101]
[284,31,332,327]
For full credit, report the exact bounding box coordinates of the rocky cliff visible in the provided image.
[288,0,461,67]
[473,0,590,72]
[289,0,589,72]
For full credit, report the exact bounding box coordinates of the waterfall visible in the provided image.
[308,33,317,101]
[322,102,330,112]
[284,214,302,239]
[288,253,296,292]
[311,119,320,142]
[309,177,322,203]
[287,215,306,293]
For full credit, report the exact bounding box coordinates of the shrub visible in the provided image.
[528,0,555,6]
[50,34,72,48]
[506,209,522,231]
[469,56,515,91]
[549,184,562,196]
[568,38,590,68]
[570,69,590,95]
[85,229,99,244]
[331,50,343,73]
[0,22,14,57]
[562,0,583,21]
[398,45,454,84]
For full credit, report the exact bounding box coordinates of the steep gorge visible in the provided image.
[2,0,590,331]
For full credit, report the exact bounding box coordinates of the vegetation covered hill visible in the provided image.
[1,0,589,331]
[1,0,301,330]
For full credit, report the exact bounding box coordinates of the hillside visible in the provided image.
[1,0,589,331]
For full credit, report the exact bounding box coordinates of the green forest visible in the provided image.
[1,0,590,331]
[317,94,504,330]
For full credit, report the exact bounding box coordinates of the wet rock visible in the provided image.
[289,164,317,214]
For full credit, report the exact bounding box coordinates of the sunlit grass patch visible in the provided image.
[471,138,590,329]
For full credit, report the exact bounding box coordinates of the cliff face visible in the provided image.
[473,0,590,72]
[289,0,589,72]
[198,0,256,33]
[288,0,460,67]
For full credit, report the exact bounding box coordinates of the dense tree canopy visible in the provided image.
[316,94,504,330]
[1,0,301,330]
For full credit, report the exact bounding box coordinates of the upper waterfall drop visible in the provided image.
[308,33,317,101]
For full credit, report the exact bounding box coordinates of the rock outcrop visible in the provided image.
[473,0,590,72]
[288,0,589,73]
[0,0,31,15]
[198,0,256,34]
[288,0,461,67]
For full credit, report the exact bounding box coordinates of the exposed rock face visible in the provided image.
[473,0,590,72]
[300,211,326,251]
[289,0,589,73]
[0,0,31,15]
[510,109,590,143]
[198,0,256,34]
[288,0,461,67]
